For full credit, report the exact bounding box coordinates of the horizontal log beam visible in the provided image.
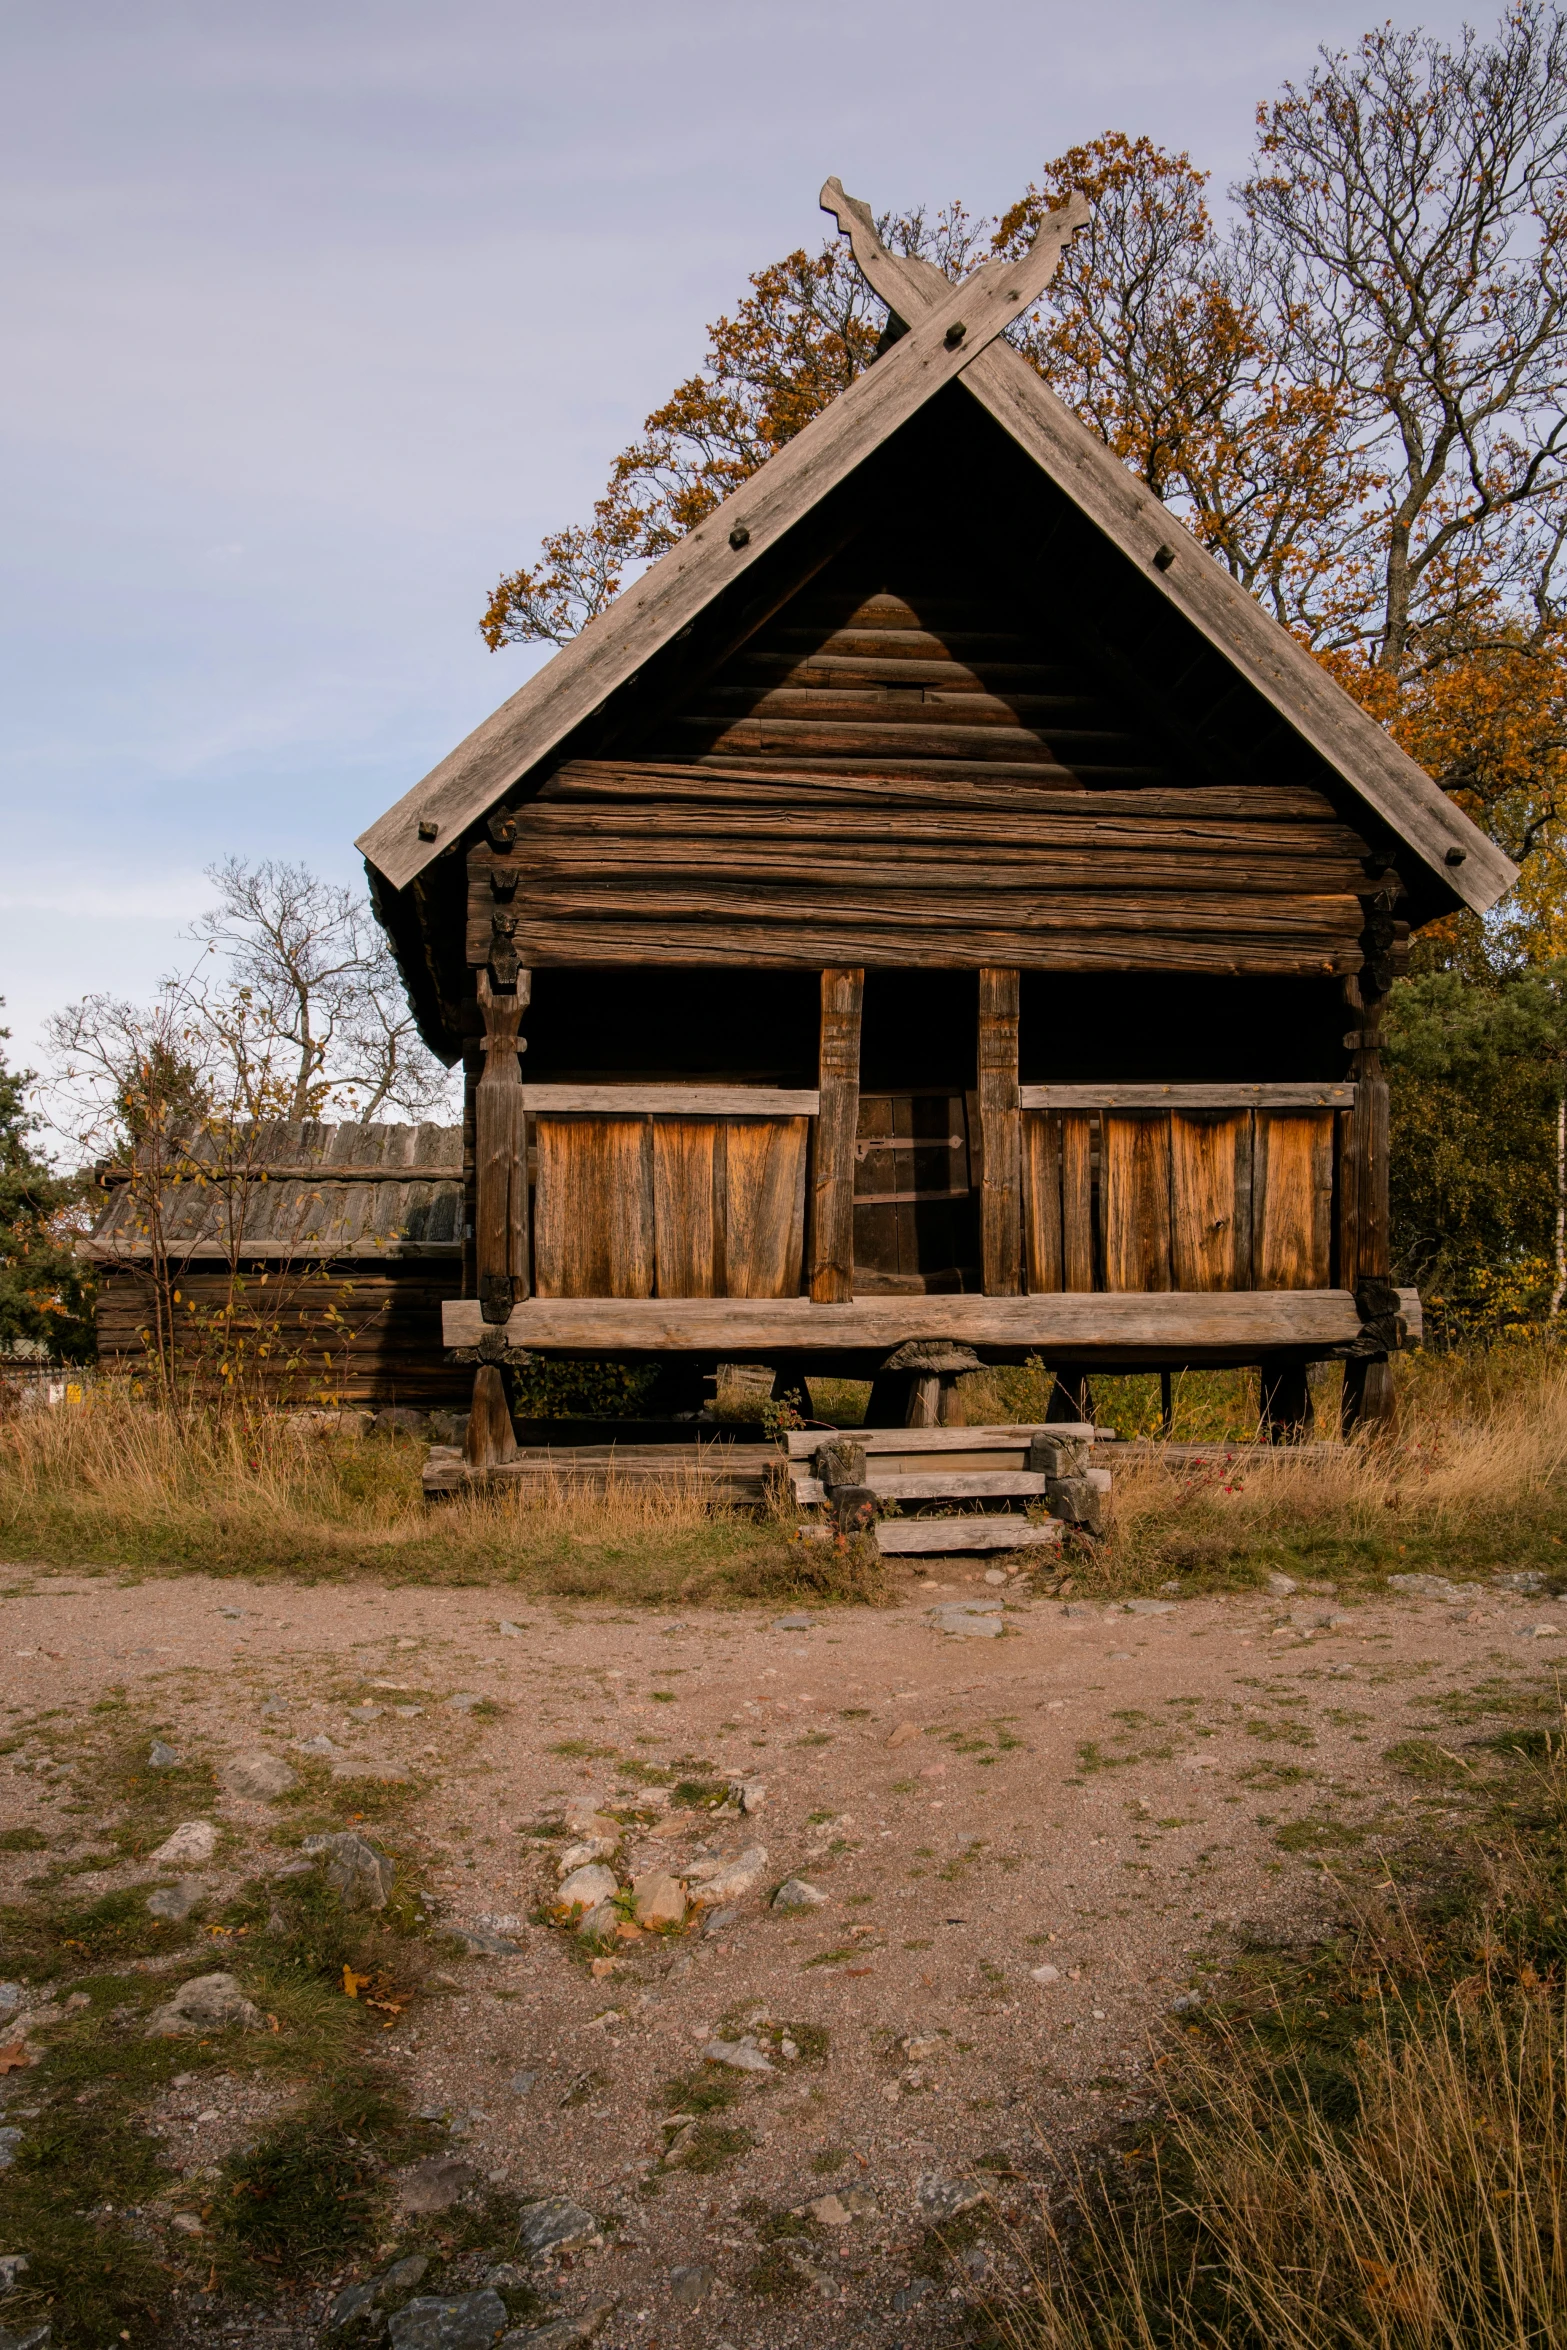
[1019,1083,1356,1110]
[443,1287,1422,1355]
[519,1085,820,1116]
[543,763,1346,824]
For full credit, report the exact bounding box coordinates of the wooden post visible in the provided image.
[1339,971,1395,1435]
[474,969,530,1322]
[1259,1358,1314,1444]
[811,967,863,1304]
[978,966,1022,1295]
[464,1362,518,1469]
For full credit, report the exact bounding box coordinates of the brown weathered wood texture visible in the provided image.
[531,1115,808,1301]
[474,973,529,1315]
[1338,1077,1391,1287]
[465,1363,518,1467]
[1021,1107,1335,1295]
[812,968,863,1302]
[977,967,1021,1295]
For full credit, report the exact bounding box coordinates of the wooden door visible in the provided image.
[852,1091,978,1294]
[533,1114,808,1299]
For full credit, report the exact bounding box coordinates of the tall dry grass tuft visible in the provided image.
[990,1732,1567,2350]
[1092,1343,1567,1592]
[0,1383,861,1601]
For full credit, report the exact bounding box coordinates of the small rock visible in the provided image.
[146,1877,203,1922]
[295,1734,340,1757]
[669,2263,714,2305]
[481,2263,527,2293]
[515,2195,601,2257]
[447,1925,523,1955]
[703,1906,739,1937]
[445,1693,486,1712]
[555,1864,619,1918]
[0,2131,21,2170]
[344,1703,384,1724]
[147,1739,181,1770]
[0,1987,20,2015]
[808,2193,851,2226]
[394,2154,481,2213]
[916,2174,986,2221]
[688,1846,768,1906]
[0,2324,50,2350]
[703,2036,773,2072]
[1494,1570,1546,1593]
[497,1618,526,1637]
[1123,1598,1176,1616]
[1030,1963,1060,1984]
[1060,1602,1097,1619]
[563,1804,620,1839]
[1266,1573,1298,1596]
[501,2311,612,2349]
[388,2289,509,2350]
[891,2276,936,2312]
[575,1901,619,1943]
[886,1720,921,1747]
[507,2070,537,2096]
[557,1837,618,1874]
[631,1870,686,1929]
[773,1614,814,1631]
[1170,1990,1204,2013]
[149,1821,217,1867]
[259,1695,291,1717]
[325,2281,378,2334]
[145,1972,266,2038]
[1387,1572,1482,1600]
[378,2254,432,2302]
[772,1876,826,1911]
[983,1568,1008,1586]
[0,2259,27,2290]
[303,1830,396,1909]
[222,1752,298,1801]
[931,1601,1005,1639]
[728,1777,767,1814]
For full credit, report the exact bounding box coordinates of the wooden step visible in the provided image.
[875,1518,1063,1555]
[783,1422,1094,1458]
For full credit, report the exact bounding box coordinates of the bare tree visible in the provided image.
[188,858,455,1121]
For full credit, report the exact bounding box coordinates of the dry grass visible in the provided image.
[985,1727,1567,2350]
[0,1383,881,1603]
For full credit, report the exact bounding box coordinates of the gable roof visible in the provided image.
[357,183,1516,921]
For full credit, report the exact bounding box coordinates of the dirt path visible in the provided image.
[2,1566,1562,2346]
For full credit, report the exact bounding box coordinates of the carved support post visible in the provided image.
[467,963,529,1471]
[811,968,862,1303]
[978,966,1022,1295]
[1340,965,1395,1436]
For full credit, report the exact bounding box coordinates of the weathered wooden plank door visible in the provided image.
[852,1091,977,1293]
[535,1114,808,1299]
[1021,1112,1063,1292]
[532,1117,655,1298]
[1253,1112,1334,1289]
[1101,1115,1173,1291]
[1170,1114,1252,1291]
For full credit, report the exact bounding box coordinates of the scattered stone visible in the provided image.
[1123,1598,1177,1616]
[930,1600,1005,1639]
[669,2264,714,2305]
[222,1752,298,1801]
[557,1833,619,1873]
[1060,1602,1097,1619]
[1494,1570,1546,1593]
[374,1407,429,1438]
[507,2071,537,2097]
[145,1972,266,2038]
[295,1734,340,1757]
[687,1846,767,1906]
[772,1877,826,1911]
[1265,1573,1298,1596]
[576,1901,619,1943]
[703,2036,772,2073]
[703,1906,739,1937]
[445,1693,486,1712]
[631,1870,687,1928]
[1387,1572,1483,1600]
[515,2195,601,2257]
[379,2254,432,2302]
[556,1864,619,1918]
[388,2289,508,2350]
[1030,1963,1060,1984]
[332,1757,411,1785]
[497,1618,526,1637]
[0,2325,50,2350]
[728,1777,767,1814]
[146,1877,203,1922]
[502,2311,613,2349]
[773,1614,814,1631]
[149,1820,216,1867]
[147,1739,180,1770]
[886,1719,922,1750]
[259,1695,291,1717]
[1170,1990,1204,2013]
[0,2260,27,2290]
[344,1703,384,1724]
[891,2276,936,2312]
[447,1924,522,1955]
[916,2174,987,2221]
[481,2264,527,2293]
[1518,1622,1563,1639]
[563,1803,619,1838]
[0,2132,20,2170]
[325,2281,378,2334]
[394,2154,481,2213]
[808,2193,851,2226]
[302,1830,396,1909]
[0,1988,20,2016]
[983,1568,1008,1586]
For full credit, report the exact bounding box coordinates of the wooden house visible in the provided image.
[88,1121,469,1406]
[356,182,1514,1457]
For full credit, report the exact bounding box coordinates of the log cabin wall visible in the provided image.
[455,392,1400,1320]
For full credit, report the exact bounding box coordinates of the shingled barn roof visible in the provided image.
[85,1122,464,1263]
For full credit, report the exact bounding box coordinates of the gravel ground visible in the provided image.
[2,1564,1562,2347]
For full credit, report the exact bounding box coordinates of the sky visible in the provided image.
[0,0,1487,1091]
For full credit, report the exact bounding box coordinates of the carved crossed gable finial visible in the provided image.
[819,175,1090,336]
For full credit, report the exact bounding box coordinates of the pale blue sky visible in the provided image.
[0,0,1484,1076]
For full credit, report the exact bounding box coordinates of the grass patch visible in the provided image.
[979,1708,1567,2349]
[0,1826,48,1851]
